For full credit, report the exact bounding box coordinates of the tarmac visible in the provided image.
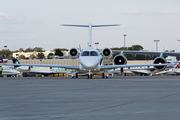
[0,76,180,120]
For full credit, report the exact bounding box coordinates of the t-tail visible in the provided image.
[11,58,21,68]
[60,23,120,47]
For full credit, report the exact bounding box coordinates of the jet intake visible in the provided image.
[68,48,80,59]
[153,57,167,70]
[113,54,127,65]
[101,47,112,59]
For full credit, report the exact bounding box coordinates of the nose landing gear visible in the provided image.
[87,70,92,79]
[71,71,78,78]
[87,74,92,79]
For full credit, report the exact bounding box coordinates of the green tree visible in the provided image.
[47,53,54,59]
[18,55,26,59]
[33,47,45,52]
[36,52,45,59]
[0,49,13,59]
[129,45,144,51]
[25,47,33,52]
[19,48,24,52]
[54,49,63,56]
[29,54,36,59]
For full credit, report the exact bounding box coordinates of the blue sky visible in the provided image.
[0,0,180,51]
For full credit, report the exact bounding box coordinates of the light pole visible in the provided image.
[123,34,127,50]
[154,40,160,51]
[4,45,7,59]
[95,42,99,49]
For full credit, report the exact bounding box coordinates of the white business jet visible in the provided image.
[4,23,176,79]
[11,58,71,76]
[0,56,20,77]
[1,66,20,77]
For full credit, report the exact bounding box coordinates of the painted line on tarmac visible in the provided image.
[1,108,180,119]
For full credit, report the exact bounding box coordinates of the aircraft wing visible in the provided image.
[112,50,180,58]
[4,63,80,70]
[100,63,175,70]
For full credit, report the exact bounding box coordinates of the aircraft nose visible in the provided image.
[81,58,99,68]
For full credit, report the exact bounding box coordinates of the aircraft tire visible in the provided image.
[102,73,105,78]
[90,75,92,79]
[76,73,78,78]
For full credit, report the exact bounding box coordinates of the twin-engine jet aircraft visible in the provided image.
[0,56,20,77]
[4,23,177,78]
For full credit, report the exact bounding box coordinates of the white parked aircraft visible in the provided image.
[1,66,20,77]
[108,66,173,76]
[109,56,176,76]
[11,58,71,76]
[157,62,180,75]
[0,56,20,77]
[4,23,177,79]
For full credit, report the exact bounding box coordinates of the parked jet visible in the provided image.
[108,65,173,76]
[0,56,20,77]
[109,56,176,76]
[11,58,71,76]
[4,23,177,79]
[157,62,180,75]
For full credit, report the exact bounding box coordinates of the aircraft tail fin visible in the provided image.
[0,56,4,63]
[11,58,21,68]
[61,23,120,47]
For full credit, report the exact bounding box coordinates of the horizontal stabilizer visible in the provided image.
[60,24,89,27]
[60,24,120,27]
[92,24,120,27]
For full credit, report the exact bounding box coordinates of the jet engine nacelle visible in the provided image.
[153,57,167,70]
[68,47,80,59]
[113,54,127,65]
[101,47,112,59]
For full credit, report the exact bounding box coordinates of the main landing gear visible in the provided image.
[72,73,78,78]
[102,73,108,78]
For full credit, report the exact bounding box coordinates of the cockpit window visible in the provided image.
[81,51,89,56]
[9,67,14,70]
[90,51,98,56]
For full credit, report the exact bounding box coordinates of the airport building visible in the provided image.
[12,51,55,59]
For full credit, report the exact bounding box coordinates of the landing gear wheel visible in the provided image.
[76,73,78,78]
[102,73,105,78]
[90,74,92,79]
[87,75,89,79]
